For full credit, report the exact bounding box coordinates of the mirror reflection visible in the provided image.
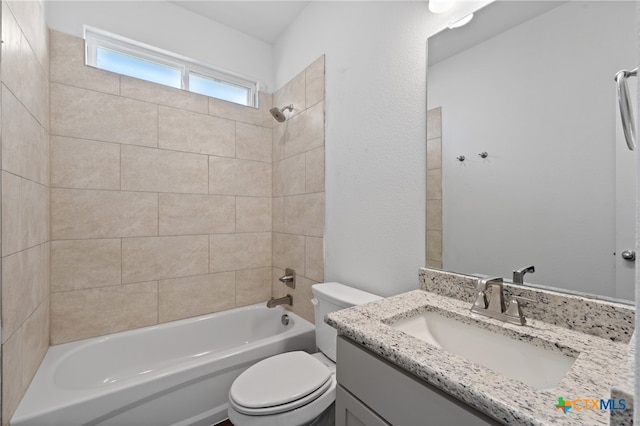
[426,1,637,302]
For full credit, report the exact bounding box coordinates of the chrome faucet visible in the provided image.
[513,265,535,284]
[267,294,292,308]
[470,277,531,325]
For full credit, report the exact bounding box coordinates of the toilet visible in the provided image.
[227,282,381,426]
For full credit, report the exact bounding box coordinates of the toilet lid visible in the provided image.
[229,351,332,410]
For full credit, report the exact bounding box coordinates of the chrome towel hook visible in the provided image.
[456,155,465,162]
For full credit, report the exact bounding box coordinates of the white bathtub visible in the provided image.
[11,304,316,426]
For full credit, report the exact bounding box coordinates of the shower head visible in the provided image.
[270,104,294,122]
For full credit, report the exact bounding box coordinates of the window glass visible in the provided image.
[85,27,258,107]
[189,72,250,105]
[96,47,182,88]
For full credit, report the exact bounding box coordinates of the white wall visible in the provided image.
[44,1,275,90]
[428,1,636,298]
[274,1,430,296]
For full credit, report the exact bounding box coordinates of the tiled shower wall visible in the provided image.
[426,107,442,268]
[49,30,275,344]
[49,30,326,343]
[271,57,325,323]
[1,1,51,423]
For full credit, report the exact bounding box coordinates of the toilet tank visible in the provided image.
[311,282,381,362]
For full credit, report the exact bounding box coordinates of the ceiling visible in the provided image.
[170,1,310,44]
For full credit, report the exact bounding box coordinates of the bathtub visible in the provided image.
[11,304,316,426]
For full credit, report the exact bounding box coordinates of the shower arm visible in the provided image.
[615,67,638,151]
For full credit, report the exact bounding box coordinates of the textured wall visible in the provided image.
[0,1,51,424]
[274,2,429,297]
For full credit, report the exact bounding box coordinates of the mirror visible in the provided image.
[426,1,637,302]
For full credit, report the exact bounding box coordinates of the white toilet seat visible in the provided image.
[228,352,337,426]
[229,351,332,415]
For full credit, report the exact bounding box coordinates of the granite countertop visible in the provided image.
[326,269,635,426]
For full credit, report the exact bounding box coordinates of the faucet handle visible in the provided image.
[473,291,488,309]
[504,296,534,325]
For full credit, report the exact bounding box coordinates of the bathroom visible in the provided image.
[1,0,637,425]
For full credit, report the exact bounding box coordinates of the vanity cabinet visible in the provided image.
[335,336,501,426]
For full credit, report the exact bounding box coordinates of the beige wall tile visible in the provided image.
[210,233,271,272]
[305,237,324,283]
[2,172,49,256]
[284,193,325,237]
[426,259,443,269]
[257,92,275,128]
[305,55,325,107]
[273,232,305,275]
[236,197,272,233]
[209,91,273,128]
[7,1,49,68]
[273,154,305,196]
[1,4,49,128]
[51,239,121,292]
[159,272,235,322]
[159,193,235,235]
[209,156,271,197]
[426,169,442,200]
[426,230,442,263]
[121,145,208,194]
[284,101,324,158]
[305,147,325,193]
[50,83,157,147]
[272,197,284,233]
[236,267,272,306]
[2,243,49,343]
[50,282,158,344]
[49,30,119,95]
[236,122,272,162]
[2,326,23,424]
[426,137,442,171]
[122,76,208,113]
[51,136,120,190]
[2,172,24,257]
[272,122,285,162]
[51,188,158,239]
[2,86,49,186]
[287,276,316,324]
[122,235,209,283]
[271,267,286,299]
[274,71,306,118]
[426,201,442,231]
[427,107,442,140]
[158,106,235,156]
[22,299,49,389]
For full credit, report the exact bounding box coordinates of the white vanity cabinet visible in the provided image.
[335,336,501,426]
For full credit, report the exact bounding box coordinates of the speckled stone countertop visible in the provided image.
[326,268,635,426]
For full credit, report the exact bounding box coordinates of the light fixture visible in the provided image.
[429,0,455,14]
[448,13,474,29]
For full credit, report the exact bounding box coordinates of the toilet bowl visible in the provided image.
[227,283,381,426]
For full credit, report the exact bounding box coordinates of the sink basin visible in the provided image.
[390,311,577,390]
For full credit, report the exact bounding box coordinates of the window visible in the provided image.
[85,27,258,107]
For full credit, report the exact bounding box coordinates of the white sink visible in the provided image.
[391,311,577,390]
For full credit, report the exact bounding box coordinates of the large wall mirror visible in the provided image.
[427,1,637,303]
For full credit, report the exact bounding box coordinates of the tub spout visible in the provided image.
[267,294,292,308]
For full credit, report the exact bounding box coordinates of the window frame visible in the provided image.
[84,26,259,107]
